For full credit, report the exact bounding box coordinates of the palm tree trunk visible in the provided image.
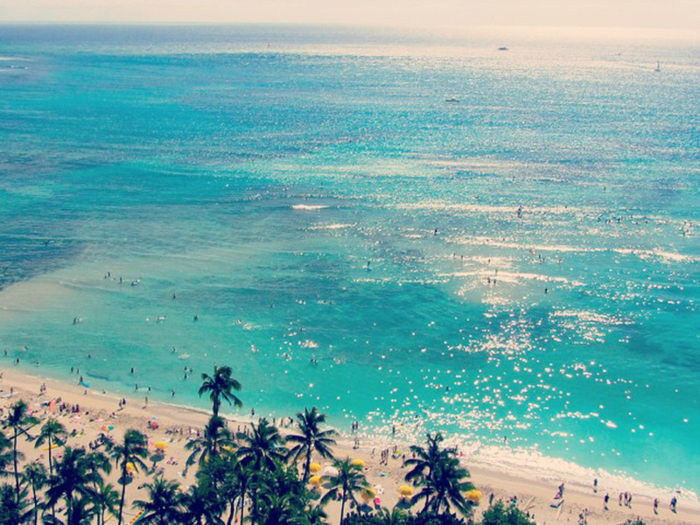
[304,447,311,481]
[118,465,127,525]
[48,435,53,476]
[49,435,57,522]
[226,499,235,525]
[31,483,38,525]
[251,485,258,525]
[339,489,347,525]
[239,486,246,525]
[213,397,220,417]
[67,493,74,525]
[13,427,20,500]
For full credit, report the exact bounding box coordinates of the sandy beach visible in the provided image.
[0,367,696,525]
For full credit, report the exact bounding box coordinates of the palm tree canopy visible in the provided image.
[110,429,148,474]
[45,447,97,509]
[319,457,369,506]
[34,419,67,449]
[0,431,13,475]
[4,400,38,440]
[198,366,242,416]
[185,415,233,467]
[236,418,286,471]
[286,407,337,463]
[133,476,184,525]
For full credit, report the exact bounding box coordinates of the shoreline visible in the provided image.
[1,366,697,525]
[4,360,697,504]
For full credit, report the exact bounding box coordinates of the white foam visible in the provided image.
[309,223,355,230]
[292,204,329,210]
[450,236,697,263]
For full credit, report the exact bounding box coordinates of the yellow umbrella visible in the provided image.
[398,485,414,498]
[309,462,322,474]
[309,475,322,487]
[154,441,168,451]
[465,489,482,504]
[351,459,366,468]
[361,487,377,501]
[126,462,136,475]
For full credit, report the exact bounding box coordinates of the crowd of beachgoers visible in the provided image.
[0,366,696,525]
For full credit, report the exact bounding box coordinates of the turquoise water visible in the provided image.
[0,25,698,493]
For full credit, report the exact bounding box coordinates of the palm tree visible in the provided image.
[34,419,67,477]
[236,419,286,525]
[403,433,447,513]
[0,430,13,479]
[22,461,47,525]
[180,482,225,525]
[286,407,336,481]
[83,452,112,523]
[236,418,286,472]
[0,483,32,525]
[43,496,95,525]
[304,504,328,525]
[185,416,233,469]
[256,491,302,525]
[92,482,119,525]
[45,447,96,525]
[404,433,473,516]
[133,476,184,525]
[109,429,148,525]
[222,459,253,525]
[425,455,473,515]
[4,401,38,498]
[376,507,407,525]
[198,366,242,417]
[320,458,369,525]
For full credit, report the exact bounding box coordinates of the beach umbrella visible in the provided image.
[309,462,322,474]
[154,441,168,451]
[351,459,365,468]
[361,487,377,501]
[398,485,414,498]
[322,466,339,477]
[126,462,136,475]
[465,489,482,504]
[309,475,322,487]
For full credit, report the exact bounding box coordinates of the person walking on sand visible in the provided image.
[670,496,677,513]
[653,498,659,514]
[603,493,609,510]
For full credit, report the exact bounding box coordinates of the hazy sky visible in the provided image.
[1,0,699,30]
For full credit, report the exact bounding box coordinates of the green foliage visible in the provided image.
[4,371,487,525]
[404,434,474,516]
[618,520,647,525]
[199,366,242,417]
[480,502,535,525]
[344,511,467,525]
[287,407,337,482]
[0,483,32,525]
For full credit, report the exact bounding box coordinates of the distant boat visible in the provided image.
[445,97,459,103]
[654,61,661,73]
[498,46,509,51]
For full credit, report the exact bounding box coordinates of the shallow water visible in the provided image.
[0,25,698,494]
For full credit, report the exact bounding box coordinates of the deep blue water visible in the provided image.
[0,25,698,494]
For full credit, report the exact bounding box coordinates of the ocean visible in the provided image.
[0,24,698,495]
